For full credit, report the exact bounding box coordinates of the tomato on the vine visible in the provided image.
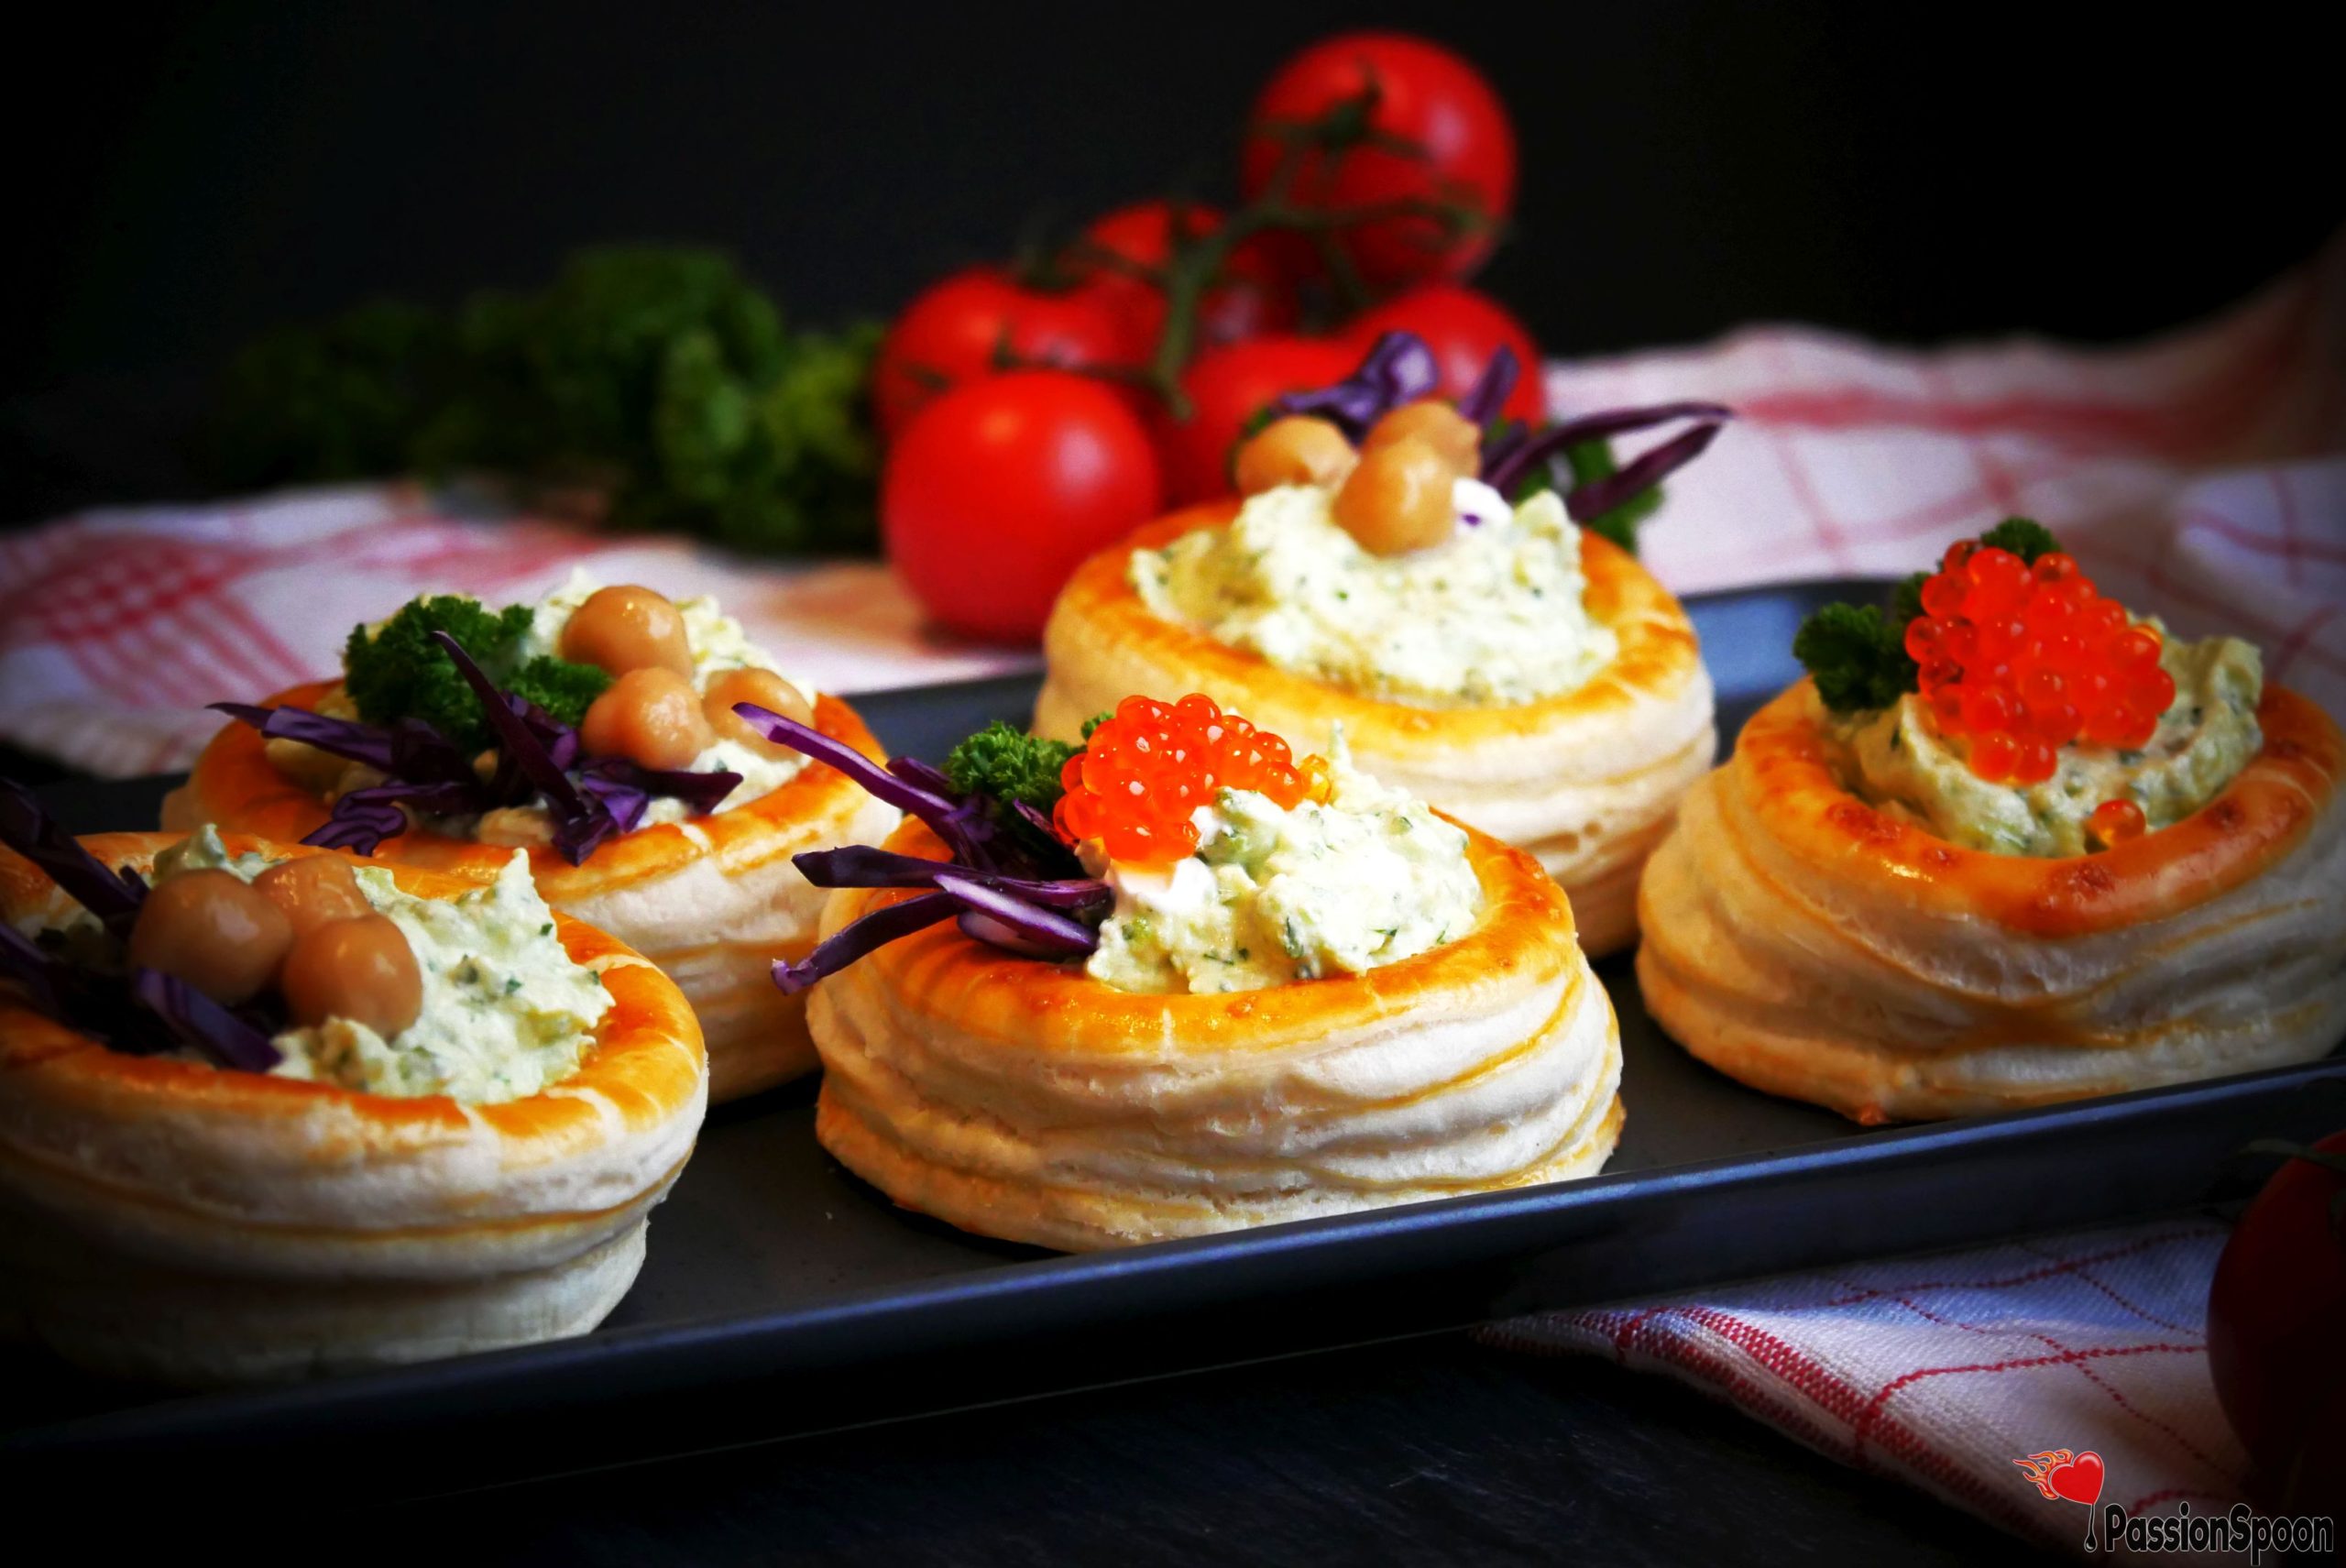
[872,268,1134,444]
[1069,200,1298,360]
[1240,32,1516,291]
[1155,335,1354,506]
[1344,285,1543,425]
[882,371,1163,643]
[2208,1131,2346,1515]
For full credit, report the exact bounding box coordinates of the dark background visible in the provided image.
[8,0,2340,527]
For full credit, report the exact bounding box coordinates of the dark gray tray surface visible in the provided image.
[8,577,2337,1488]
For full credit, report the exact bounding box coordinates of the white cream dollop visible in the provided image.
[1130,483,1617,707]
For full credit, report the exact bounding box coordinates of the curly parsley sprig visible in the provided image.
[1792,518,2065,714]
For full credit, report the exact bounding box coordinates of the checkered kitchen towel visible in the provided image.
[1483,1220,2262,1559]
[0,492,1038,777]
[2,233,2341,776]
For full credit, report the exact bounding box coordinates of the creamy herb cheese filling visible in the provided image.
[1839,630,2264,857]
[1083,740,1483,994]
[1130,483,1617,707]
[156,828,612,1102]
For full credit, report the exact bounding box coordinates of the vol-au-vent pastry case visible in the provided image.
[1032,337,1724,957]
[1638,523,2346,1124]
[0,823,707,1387]
[734,695,1623,1251]
[168,574,899,1102]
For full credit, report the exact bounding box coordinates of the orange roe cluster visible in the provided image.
[2087,797,2147,849]
[1906,542,2176,785]
[1052,694,1323,866]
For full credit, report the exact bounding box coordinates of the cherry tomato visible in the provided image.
[882,371,1163,642]
[2208,1131,2346,1515]
[1155,335,1354,506]
[1343,284,1544,425]
[1068,200,1298,359]
[872,268,1133,443]
[1240,32,1516,290]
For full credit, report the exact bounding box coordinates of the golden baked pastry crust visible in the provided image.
[0,831,707,1385]
[1033,503,1716,954]
[1637,680,2346,1123]
[807,815,1624,1250]
[169,684,896,1100]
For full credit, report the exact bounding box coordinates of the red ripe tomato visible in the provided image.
[2208,1131,2346,1515]
[1344,284,1544,424]
[1240,33,1516,290]
[882,371,1163,643]
[1155,335,1354,506]
[872,268,1133,444]
[1069,200,1299,359]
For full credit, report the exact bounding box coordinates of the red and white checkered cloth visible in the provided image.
[1482,1219,2252,1559]
[1482,1220,2271,1558]
[0,493,1036,777]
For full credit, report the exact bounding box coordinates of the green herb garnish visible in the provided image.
[206,247,882,557]
[344,595,608,751]
[1792,518,2066,714]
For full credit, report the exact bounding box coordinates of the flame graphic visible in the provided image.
[2012,1449,2075,1500]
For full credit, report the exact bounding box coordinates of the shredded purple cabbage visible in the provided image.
[1268,331,1442,439]
[1255,334,1727,533]
[1563,420,1727,522]
[1455,344,1520,428]
[773,890,962,994]
[733,705,959,819]
[432,630,615,861]
[0,784,285,1072]
[937,873,1101,957]
[0,778,147,939]
[739,707,1117,989]
[130,968,282,1072]
[209,703,477,785]
[575,758,743,840]
[1479,400,1735,502]
[222,639,740,865]
[797,845,1113,914]
[885,755,957,796]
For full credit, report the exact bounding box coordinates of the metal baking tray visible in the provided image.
[8,577,2338,1494]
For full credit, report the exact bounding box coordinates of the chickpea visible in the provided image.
[581,667,714,771]
[1233,417,1357,496]
[279,915,423,1039]
[703,668,815,756]
[1332,435,1458,555]
[1361,400,1480,472]
[252,855,371,939]
[559,586,693,679]
[126,869,294,1006]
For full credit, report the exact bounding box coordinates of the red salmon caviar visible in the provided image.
[2087,797,2147,848]
[1051,693,1315,865]
[1909,543,2177,779]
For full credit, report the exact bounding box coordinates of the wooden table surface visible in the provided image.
[345,1333,2048,1564]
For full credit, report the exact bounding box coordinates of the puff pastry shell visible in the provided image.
[1637,681,2346,1123]
[807,816,1623,1250]
[168,683,899,1102]
[1033,504,1716,955]
[0,831,707,1386]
